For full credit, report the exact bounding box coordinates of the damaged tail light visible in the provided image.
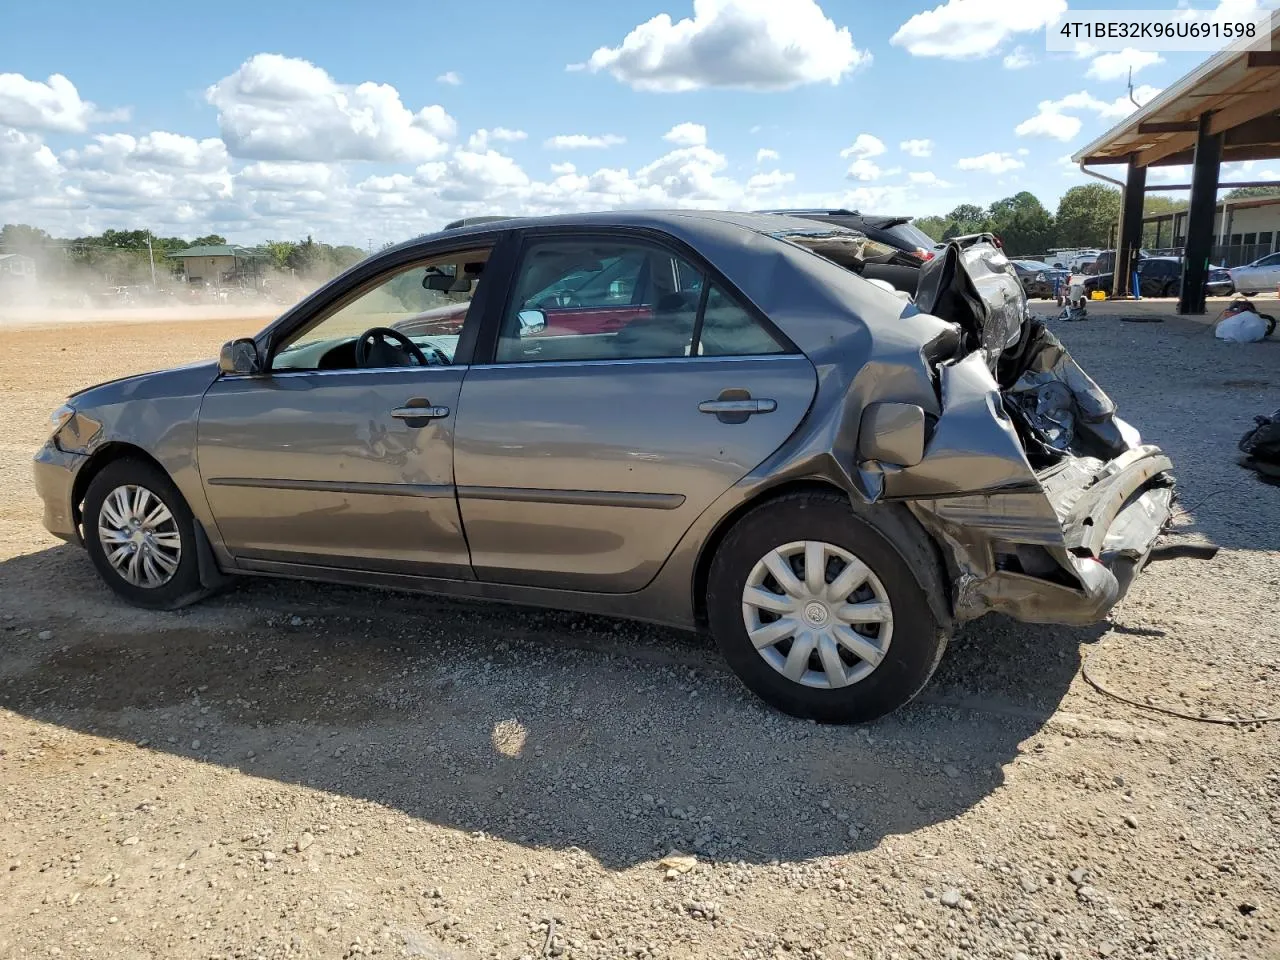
[911,248,936,262]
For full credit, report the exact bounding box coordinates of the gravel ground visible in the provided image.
[1,309,1277,960]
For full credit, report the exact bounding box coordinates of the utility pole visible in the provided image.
[143,236,156,287]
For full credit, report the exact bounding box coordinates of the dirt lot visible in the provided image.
[1,309,1278,960]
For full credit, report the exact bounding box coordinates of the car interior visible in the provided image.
[269,250,492,371]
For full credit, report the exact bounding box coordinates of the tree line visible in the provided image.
[911,184,1277,258]
[0,224,368,287]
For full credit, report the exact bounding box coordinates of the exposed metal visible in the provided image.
[741,540,893,689]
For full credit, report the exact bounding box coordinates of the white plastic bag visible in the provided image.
[1215,309,1268,342]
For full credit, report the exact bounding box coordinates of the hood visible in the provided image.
[67,358,221,405]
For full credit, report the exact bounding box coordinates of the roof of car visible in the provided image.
[397,209,864,253]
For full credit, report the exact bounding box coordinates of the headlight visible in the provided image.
[1035,272,1045,281]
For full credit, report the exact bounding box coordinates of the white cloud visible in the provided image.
[840,133,886,159]
[549,161,576,175]
[467,127,528,150]
[908,170,950,187]
[756,147,779,163]
[0,72,127,133]
[436,71,462,86]
[746,169,795,191]
[1015,85,1163,140]
[575,0,869,92]
[835,134,895,180]
[1087,48,1164,82]
[206,54,456,162]
[1003,46,1034,69]
[663,122,708,146]
[956,151,1024,174]
[544,133,626,150]
[846,158,884,181]
[1016,148,1030,156]
[891,0,1066,59]
[0,127,62,205]
[63,131,230,172]
[900,138,932,158]
[1015,104,1083,141]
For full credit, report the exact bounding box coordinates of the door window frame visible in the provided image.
[470,226,800,366]
[239,231,521,376]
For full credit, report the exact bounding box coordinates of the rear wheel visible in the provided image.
[83,458,204,609]
[706,492,948,723]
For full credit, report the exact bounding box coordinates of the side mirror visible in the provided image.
[218,338,261,376]
[517,309,547,337]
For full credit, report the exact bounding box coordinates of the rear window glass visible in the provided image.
[886,222,938,251]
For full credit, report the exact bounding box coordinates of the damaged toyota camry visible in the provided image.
[33,211,1199,723]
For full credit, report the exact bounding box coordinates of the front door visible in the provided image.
[453,234,818,592]
[197,249,494,577]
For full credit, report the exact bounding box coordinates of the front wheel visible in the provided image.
[83,458,205,609]
[706,492,948,724]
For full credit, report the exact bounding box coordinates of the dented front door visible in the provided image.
[197,368,472,578]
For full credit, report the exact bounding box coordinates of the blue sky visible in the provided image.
[1,0,1276,245]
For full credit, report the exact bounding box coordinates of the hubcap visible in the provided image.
[97,484,182,588]
[741,540,893,690]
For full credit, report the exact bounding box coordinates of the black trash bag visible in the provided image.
[1238,408,1280,484]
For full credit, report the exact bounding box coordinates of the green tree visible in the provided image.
[912,215,948,242]
[1140,195,1187,249]
[986,191,1054,256]
[1224,185,1280,201]
[1054,184,1122,248]
[192,233,228,246]
[263,241,297,271]
[0,223,52,251]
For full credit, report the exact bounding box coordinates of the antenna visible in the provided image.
[1128,67,1141,109]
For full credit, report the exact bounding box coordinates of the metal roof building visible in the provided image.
[1072,14,1280,312]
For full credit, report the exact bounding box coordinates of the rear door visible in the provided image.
[453,231,817,592]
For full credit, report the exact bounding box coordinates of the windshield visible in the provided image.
[1014,260,1053,271]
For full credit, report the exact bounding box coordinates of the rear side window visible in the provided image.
[496,238,790,364]
[698,283,787,356]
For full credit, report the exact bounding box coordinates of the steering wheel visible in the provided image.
[354,327,429,368]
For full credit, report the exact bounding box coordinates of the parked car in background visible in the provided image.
[1091,248,1153,277]
[34,211,1192,724]
[1084,257,1234,298]
[757,209,942,261]
[1228,251,1280,295]
[1010,259,1069,299]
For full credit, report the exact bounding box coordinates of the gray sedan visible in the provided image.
[33,211,1197,723]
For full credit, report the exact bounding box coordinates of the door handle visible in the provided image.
[698,399,777,415]
[698,390,776,424]
[391,402,450,421]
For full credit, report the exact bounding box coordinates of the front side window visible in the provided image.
[495,238,783,364]
[272,248,491,371]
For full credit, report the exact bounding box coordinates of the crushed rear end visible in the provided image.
[843,234,1208,625]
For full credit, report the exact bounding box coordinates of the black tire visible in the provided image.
[706,492,948,724]
[83,458,205,610]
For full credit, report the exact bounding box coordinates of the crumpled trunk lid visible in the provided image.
[891,236,1195,624]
